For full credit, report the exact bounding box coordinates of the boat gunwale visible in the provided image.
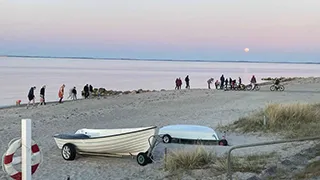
[53,126,157,140]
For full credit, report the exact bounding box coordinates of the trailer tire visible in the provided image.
[62,143,77,161]
[137,152,149,166]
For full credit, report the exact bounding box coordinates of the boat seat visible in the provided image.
[54,133,90,139]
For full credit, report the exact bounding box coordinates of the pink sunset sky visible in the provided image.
[0,0,319,62]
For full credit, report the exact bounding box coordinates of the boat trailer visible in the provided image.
[136,135,163,166]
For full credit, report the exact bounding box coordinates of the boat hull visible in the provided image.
[53,126,157,156]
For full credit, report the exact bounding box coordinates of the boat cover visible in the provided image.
[54,133,90,139]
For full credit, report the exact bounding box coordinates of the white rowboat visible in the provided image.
[53,126,157,164]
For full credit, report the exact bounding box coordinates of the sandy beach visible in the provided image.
[1,78,320,180]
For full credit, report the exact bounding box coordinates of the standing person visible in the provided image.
[250,75,257,90]
[178,78,182,89]
[238,77,242,85]
[220,74,225,89]
[39,85,46,106]
[27,86,36,109]
[229,77,232,86]
[207,78,214,89]
[175,78,179,90]
[71,87,77,100]
[215,80,219,89]
[185,75,190,89]
[58,84,65,103]
[225,78,229,89]
[89,85,93,97]
[83,84,89,99]
[232,80,236,89]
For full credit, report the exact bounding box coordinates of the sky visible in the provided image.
[0,0,319,62]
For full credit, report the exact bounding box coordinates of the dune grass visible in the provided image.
[211,152,277,175]
[164,146,216,172]
[164,146,276,176]
[295,160,320,179]
[223,103,320,138]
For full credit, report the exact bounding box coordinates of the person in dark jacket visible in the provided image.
[71,87,77,100]
[175,78,179,90]
[275,78,280,86]
[83,84,89,99]
[220,75,225,89]
[250,75,257,90]
[39,85,46,106]
[178,78,182,89]
[185,75,190,89]
[27,86,36,108]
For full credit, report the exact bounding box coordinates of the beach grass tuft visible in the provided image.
[164,146,216,172]
[164,146,277,176]
[295,160,320,179]
[221,103,320,138]
[211,152,277,175]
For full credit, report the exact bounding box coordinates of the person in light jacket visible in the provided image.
[58,84,65,103]
[207,78,214,89]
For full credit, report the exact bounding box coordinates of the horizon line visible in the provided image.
[1,54,319,65]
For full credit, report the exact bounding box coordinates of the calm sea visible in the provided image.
[1,57,320,107]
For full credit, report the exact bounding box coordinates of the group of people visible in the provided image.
[27,85,47,108]
[83,84,94,99]
[206,75,258,90]
[26,84,94,108]
[175,75,190,90]
[174,74,261,91]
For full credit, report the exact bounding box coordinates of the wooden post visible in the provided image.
[164,148,167,170]
[22,119,32,180]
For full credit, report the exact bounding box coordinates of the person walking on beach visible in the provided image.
[185,75,190,89]
[225,78,229,89]
[207,78,214,89]
[175,78,179,90]
[238,77,242,86]
[27,86,36,108]
[71,87,77,100]
[220,74,225,89]
[83,84,89,99]
[39,85,46,106]
[58,84,65,103]
[178,78,182,89]
[250,75,257,90]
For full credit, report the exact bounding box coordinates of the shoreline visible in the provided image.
[2,55,320,65]
[0,76,311,109]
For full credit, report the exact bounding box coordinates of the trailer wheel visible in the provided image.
[137,152,150,166]
[62,143,77,160]
[162,134,172,144]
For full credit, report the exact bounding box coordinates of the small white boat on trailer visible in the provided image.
[158,124,228,146]
[53,126,158,166]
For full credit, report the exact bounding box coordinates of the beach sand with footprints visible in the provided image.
[1,77,320,180]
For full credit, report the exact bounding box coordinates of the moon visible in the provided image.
[244,48,249,52]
